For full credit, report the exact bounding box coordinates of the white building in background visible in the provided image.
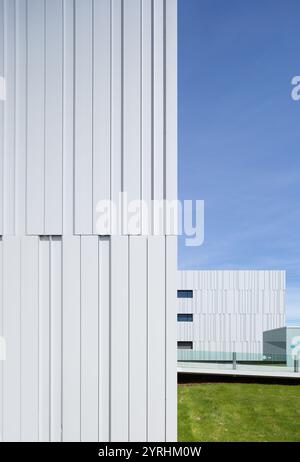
[178,271,286,356]
[0,0,177,442]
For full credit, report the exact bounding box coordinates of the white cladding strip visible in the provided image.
[0,1,3,235]
[0,0,177,236]
[0,236,177,442]
[0,239,2,440]
[3,0,16,235]
[0,76,5,100]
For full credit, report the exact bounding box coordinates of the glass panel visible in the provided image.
[177,313,193,322]
[177,341,193,350]
[177,290,193,298]
[177,349,300,375]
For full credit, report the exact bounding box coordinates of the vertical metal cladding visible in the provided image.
[0,0,178,442]
[0,0,177,235]
[0,235,177,442]
[178,271,286,356]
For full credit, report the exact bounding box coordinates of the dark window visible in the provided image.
[177,341,193,350]
[177,290,193,298]
[177,313,193,322]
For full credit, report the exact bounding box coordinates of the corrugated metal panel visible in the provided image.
[0,0,177,236]
[0,235,177,441]
[0,2,4,233]
[178,271,286,355]
[0,0,178,443]
[165,236,177,442]
[81,236,99,442]
[129,237,147,441]
[3,236,21,441]
[147,237,166,441]
[62,236,81,441]
[110,236,129,441]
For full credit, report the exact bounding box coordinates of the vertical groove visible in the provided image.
[1,0,4,233]
[164,236,167,441]
[109,0,112,228]
[146,236,149,442]
[61,0,65,235]
[59,236,63,441]
[37,237,40,442]
[3,238,5,440]
[150,0,154,232]
[91,0,94,232]
[60,236,64,441]
[108,0,112,443]
[108,237,112,442]
[127,236,130,441]
[19,237,21,440]
[49,237,52,442]
[121,0,124,194]
[163,0,166,206]
[13,0,16,235]
[97,236,99,442]
[43,0,46,234]
[1,238,3,439]
[3,0,6,235]
[25,0,28,235]
[79,235,81,442]
[140,0,143,230]
[72,0,76,235]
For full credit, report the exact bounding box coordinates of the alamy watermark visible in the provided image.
[95,193,205,247]
[291,75,300,101]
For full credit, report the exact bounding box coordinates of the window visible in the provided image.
[177,290,193,298]
[177,341,193,350]
[177,313,193,322]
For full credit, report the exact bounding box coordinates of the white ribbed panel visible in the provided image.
[0,0,178,443]
[38,237,50,441]
[178,271,286,355]
[0,238,2,441]
[148,237,166,441]
[0,236,177,442]
[20,237,39,441]
[0,1,3,234]
[0,0,177,236]
[44,0,63,234]
[165,236,178,442]
[3,237,21,441]
[129,237,147,441]
[26,0,46,234]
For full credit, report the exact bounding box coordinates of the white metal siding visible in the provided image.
[178,270,286,355]
[0,235,177,441]
[0,0,178,442]
[0,0,177,236]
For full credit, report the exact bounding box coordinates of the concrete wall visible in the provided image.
[178,270,286,356]
[0,0,178,442]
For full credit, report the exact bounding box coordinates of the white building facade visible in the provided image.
[178,270,285,357]
[0,0,177,442]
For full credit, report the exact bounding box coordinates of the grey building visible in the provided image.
[263,326,300,365]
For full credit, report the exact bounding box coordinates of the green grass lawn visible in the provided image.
[178,383,300,442]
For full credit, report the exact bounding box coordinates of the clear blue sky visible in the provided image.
[178,0,300,324]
